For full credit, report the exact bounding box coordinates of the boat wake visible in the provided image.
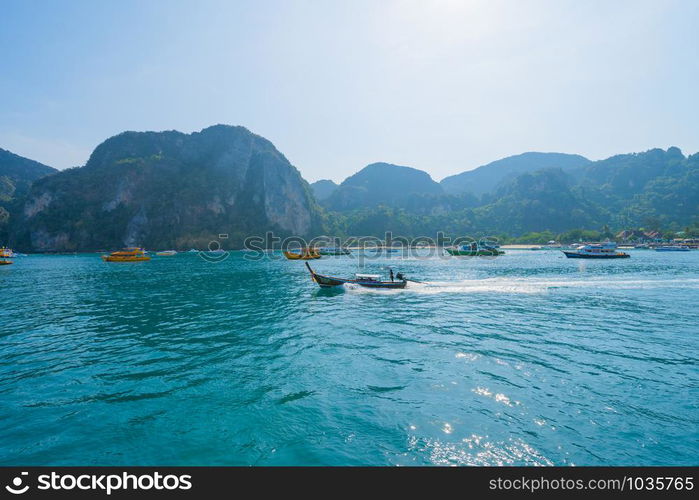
[346,277,699,295]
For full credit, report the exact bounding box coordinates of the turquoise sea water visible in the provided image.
[1,249,697,466]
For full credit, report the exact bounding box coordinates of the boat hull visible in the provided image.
[318,249,351,256]
[447,248,504,256]
[284,250,321,260]
[354,280,406,289]
[305,263,406,289]
[562,251,629,259]
[0,260,12,265]
[310,273,346,287]
[102,256,151,262]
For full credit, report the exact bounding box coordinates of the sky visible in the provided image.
[1,0,698,183]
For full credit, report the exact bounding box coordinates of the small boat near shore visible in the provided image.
[102,248,151,262]
[654,246,690,252]
[156,250,177,256]
[446,243,504,256]
[0,249,12,265]
[319,247,351,256]
[562,242,629,259]
[1,247,22,264]
[306,263,407,289]
[284,248,321,260]
[318,247,351,256]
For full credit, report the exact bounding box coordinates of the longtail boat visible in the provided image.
[305,263,407,289]
[102,247,151,262]
[284,248,321,260]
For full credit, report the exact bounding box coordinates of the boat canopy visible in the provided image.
[355,273,381,280]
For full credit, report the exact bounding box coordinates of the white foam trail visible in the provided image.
[345,277,699,295]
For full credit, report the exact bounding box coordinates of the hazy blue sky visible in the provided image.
[1,0,698,182]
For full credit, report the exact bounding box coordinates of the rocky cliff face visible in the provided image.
[15,125,322,251]
[0,148,57,243]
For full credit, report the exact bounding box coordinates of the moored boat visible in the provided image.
[562,242,629,259]
[284,248,321,260]
[305,263,407,289]
[317,247,351,256]
[156,250,177,256]
[541,240,562,250]
[1,247,16,264]
[102,247,151,262]
[654,246,690,252]
[446,243,504,256]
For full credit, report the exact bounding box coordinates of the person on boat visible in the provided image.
[396,272,404,281]
[389,269,394,281]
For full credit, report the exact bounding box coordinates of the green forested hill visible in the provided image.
[325,148,699,238]
[0,148,57,243]
[571,148,699,229]
[323,162,444,211]
[470,168,606,234]
[310,179,338,201]
[440,152,591,197]
[12,125,323,251]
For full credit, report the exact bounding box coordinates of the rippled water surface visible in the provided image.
[1,250,697,465]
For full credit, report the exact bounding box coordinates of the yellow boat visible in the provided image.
[283,248,321,260]
[102,247,151,262]
[0,247,13,265]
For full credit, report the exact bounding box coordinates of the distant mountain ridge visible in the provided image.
[2,130,697,249]
[322,162,443,211]
[328,147,698,236]
[440,152,591,197]
[310,179,338,201]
